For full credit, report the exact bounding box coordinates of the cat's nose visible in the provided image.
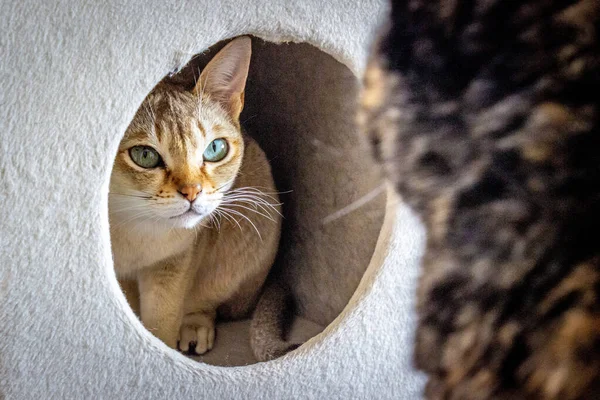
[178,184,202,202]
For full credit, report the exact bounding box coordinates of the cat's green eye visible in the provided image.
[129,146,162,168]
[203,138,229,162]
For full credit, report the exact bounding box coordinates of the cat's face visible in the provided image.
[109,37,252,231]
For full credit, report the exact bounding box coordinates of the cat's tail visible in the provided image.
[250,278,301,362]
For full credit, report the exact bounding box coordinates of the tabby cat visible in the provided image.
[360,0,599,399]
[109,36,283,357]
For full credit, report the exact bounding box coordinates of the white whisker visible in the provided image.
[219,202,276,222]
[109,192,154,200]
[216,208,243,232]
[112,210,156,230]
[110,203,155,214]
[219,206,262,240]
[322,183,386,225]
[220,198,282,218]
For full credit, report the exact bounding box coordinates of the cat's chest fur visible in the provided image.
[110,225,195,277]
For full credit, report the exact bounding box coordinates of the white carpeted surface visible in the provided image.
[0,0,427,398]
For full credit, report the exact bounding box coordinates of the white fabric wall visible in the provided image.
[0,0,427,398]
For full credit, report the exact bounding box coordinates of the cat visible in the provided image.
[160,37,388,362]
[109,36,284,357]
[360,0,599,399]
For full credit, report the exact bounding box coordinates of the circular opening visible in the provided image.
[109,36,386,366]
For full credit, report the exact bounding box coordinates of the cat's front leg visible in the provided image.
[137,263,189,349]
[118,278,140,316]
[179,309,216,354]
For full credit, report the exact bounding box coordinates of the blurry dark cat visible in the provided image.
[360,1,600,399]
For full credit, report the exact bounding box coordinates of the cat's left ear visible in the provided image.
[194,36,252,121]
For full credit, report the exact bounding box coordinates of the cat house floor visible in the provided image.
[191,316,324,366]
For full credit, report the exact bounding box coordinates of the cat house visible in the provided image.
[0,0,426,398]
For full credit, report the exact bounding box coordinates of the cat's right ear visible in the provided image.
[194,36,252,122]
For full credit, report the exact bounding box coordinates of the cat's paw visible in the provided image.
[179,313,215,355]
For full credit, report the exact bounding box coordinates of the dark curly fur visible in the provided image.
[360,1,600,399]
